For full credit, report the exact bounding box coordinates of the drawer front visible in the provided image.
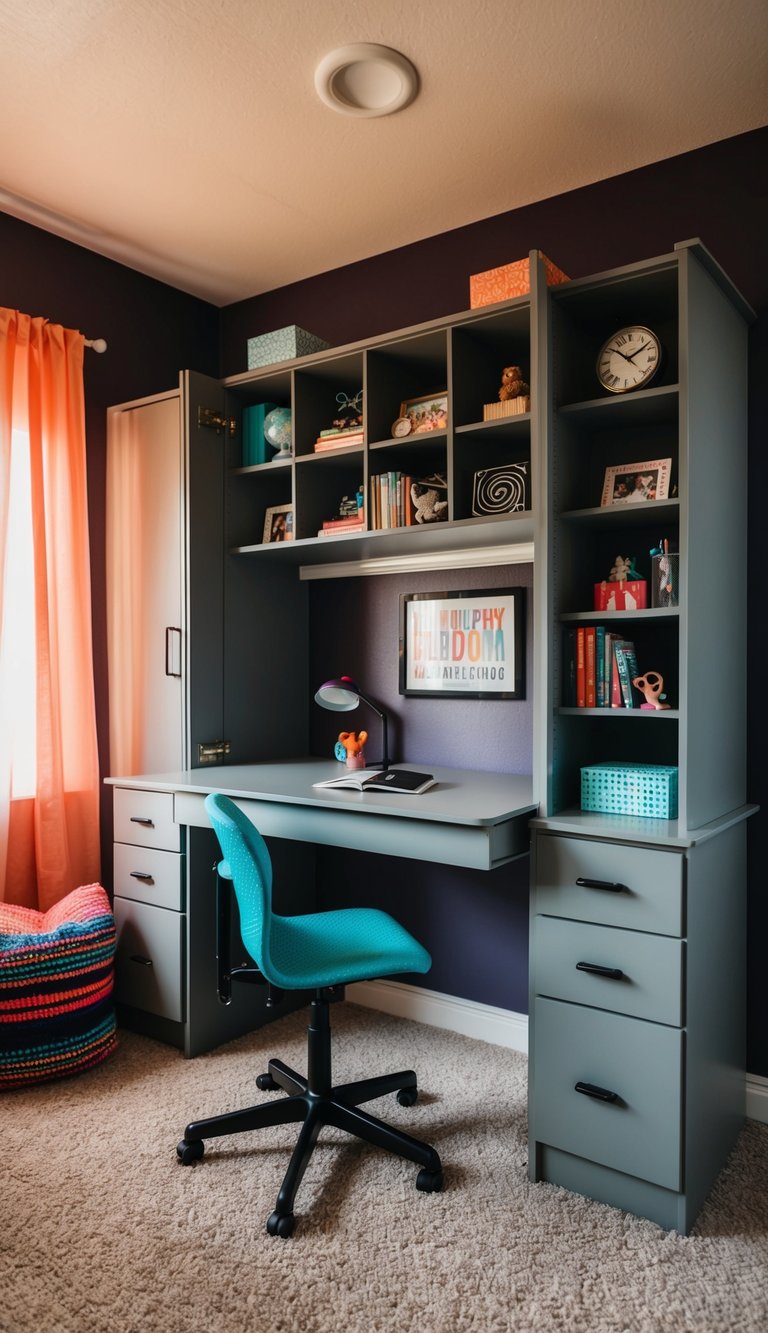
[531,997,682,1190]
[532,916,684,1025]
[535,834,683,936]
[113,787,180,851]
[114,897,184,1022]
[113,842,184,911]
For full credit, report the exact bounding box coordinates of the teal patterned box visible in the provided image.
[581,762,679,819]
[247,325,329,370]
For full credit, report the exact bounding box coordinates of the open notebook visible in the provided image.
[312,768,436,795]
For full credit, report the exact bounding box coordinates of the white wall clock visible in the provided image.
[596,325,661,394]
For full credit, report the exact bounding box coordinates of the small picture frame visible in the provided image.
[398,392,448,434]
[263,503,294,543]
[600,458,672,507]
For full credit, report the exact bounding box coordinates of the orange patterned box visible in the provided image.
[470,251,569,308]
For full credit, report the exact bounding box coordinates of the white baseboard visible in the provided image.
[348,980,768,1123]
[746,1073,768,1124]
[347,979,528,1054]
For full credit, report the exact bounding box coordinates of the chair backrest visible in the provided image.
[204,793,275,978]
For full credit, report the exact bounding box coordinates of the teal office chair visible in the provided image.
[176,793,443,1238]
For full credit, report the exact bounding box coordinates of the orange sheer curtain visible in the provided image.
[0,308,100,909]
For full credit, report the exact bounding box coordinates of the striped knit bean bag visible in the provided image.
[0,883,117,1088]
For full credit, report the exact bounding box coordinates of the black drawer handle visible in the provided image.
[129,871,155,884]
[575,1081,619,1103]
[575,876,628,894]
[576,961,625,980]
[129,955,154,967]
[130,816,155,828]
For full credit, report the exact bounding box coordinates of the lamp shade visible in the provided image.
[314,676,361,711]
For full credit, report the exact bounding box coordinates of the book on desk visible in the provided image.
[313,768,436,795]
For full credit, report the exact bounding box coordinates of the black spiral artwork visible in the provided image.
[472,461,529,516]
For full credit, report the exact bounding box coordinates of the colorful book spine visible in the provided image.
[576,627,586,708]
[585,627,596,707]
[595,625,606,707]
[614,640,639,708]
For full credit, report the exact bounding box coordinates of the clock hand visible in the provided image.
[625,341,650,360]
[609,347,636,364]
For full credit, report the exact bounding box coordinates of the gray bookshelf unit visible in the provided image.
[528,240,755,1233]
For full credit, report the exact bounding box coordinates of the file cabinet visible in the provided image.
[529,822,747,1233]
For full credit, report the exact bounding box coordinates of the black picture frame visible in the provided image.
[399,587,525,699]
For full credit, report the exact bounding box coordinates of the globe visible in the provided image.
[264,406,292,458]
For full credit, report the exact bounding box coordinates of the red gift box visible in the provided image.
[469,251,569,308]
[593,580,647,611]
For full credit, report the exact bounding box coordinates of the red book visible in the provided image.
[585,627,596,707]
[576,627,586,708]
[321,515,364,530]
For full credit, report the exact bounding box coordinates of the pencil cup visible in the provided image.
[651,553,679,608]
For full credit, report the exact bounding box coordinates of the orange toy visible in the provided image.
[338,730,368,767]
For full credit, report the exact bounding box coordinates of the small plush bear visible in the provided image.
[498,366,529,402]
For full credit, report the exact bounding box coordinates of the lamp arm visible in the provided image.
[356,689,389,770]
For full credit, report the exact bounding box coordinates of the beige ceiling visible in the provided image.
[1,0,766,307]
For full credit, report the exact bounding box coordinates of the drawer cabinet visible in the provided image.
[529,822,747,1234]
[532,997,682,1190]
[532,915,684,1025]
[114,896,184,1022]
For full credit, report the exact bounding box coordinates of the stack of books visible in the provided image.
[564,626,642,709]
[370,472,416,529]
[313,427,364,452]
[317,512,365,537]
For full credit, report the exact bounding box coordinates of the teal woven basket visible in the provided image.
[581,762,679,819]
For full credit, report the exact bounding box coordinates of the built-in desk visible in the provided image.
[106,760,535,1056]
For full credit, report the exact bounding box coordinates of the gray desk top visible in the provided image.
[106,759,536,828]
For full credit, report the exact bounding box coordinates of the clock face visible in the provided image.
[596,326,661,394]
[391,416,412,438]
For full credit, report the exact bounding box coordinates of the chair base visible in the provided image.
[176,995,443,1237]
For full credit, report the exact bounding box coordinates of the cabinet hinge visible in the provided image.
[198,740,232,765]
[198,406,237,437]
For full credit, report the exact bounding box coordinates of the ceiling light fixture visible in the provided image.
[314,43,419,118]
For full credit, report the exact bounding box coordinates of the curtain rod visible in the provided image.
[84,337,107,353]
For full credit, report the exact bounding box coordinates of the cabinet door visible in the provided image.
[107,393,184,774]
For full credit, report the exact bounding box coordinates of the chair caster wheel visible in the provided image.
[397,1086,418,1107]
[256,1072,280,1091]
[176,1139,204,1165]
[267,1210,295,1238]
[416,1167,444,1193]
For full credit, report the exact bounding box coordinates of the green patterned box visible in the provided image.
[247,325,329,370]
[581,762,679,819]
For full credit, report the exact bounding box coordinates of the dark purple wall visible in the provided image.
[220,126,768,1060]
[3,126,766,1062]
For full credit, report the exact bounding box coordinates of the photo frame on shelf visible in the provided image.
[600,457,672,507]
[399,587,525,699]
[396,392,448,436]
[263,503,294,543]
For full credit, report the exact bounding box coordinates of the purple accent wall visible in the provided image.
[3,126,766,1064]
[309,564,532,773]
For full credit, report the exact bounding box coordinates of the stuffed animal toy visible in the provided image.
[498,366,529,402]
[410,479,449,524]
[338,730,368,767]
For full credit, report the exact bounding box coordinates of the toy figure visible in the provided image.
[608,555,641,582]
[498,366,529,402]
[338,729,368,768]
[631,671,670,710]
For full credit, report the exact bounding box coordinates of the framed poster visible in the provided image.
[399,588,525,699]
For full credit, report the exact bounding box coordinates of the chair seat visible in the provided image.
[269,906,431,990]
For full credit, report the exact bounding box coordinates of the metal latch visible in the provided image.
[198,406,236,437]
[198,740,232,765]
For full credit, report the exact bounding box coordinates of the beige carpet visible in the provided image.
[3,1003,767,1333]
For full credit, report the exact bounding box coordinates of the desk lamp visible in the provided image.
[314,676,390,770]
